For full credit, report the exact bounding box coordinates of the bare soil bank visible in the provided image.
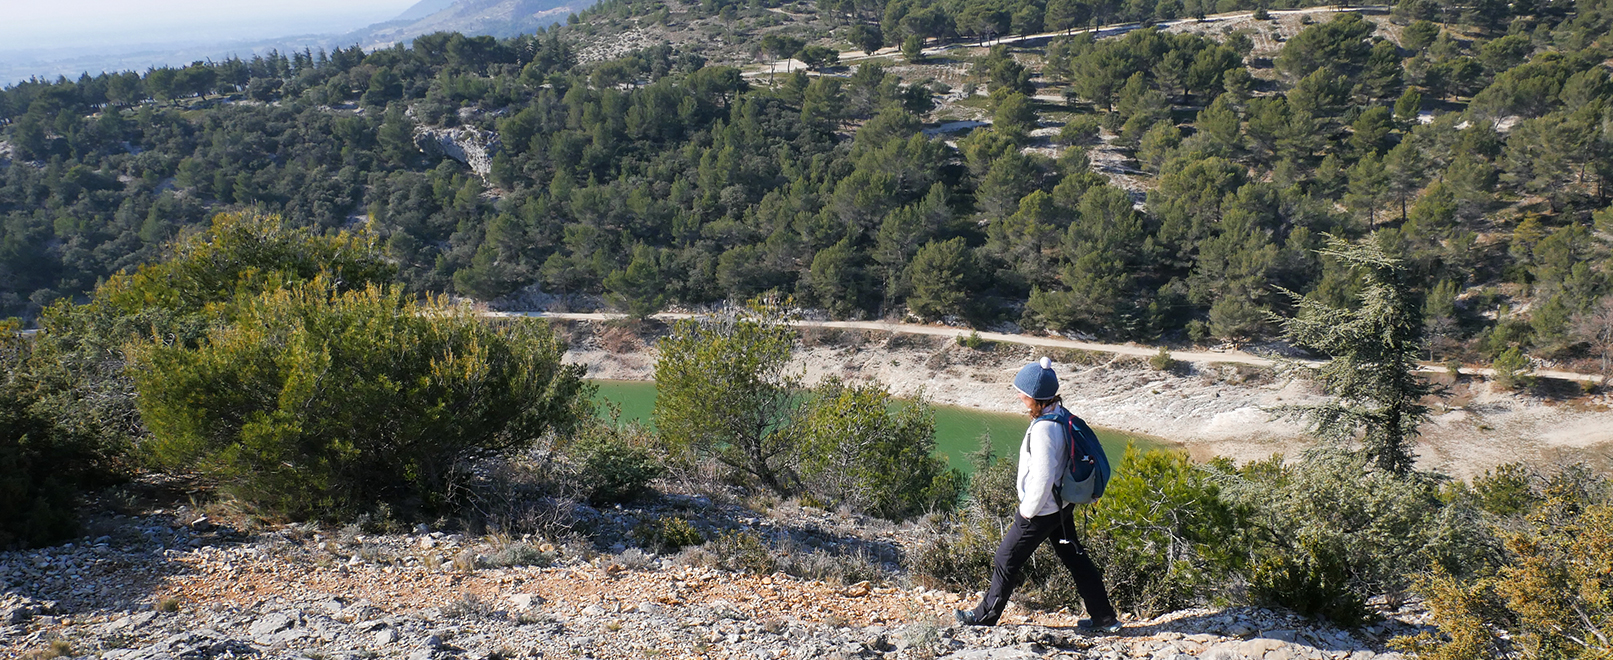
[555,321,1613,480]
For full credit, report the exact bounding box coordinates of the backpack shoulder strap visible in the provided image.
[1034,410,1070,443]
[1037,410,1079,463]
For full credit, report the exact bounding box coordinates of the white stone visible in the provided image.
[248,611,296,637]
[939,649,1043,659]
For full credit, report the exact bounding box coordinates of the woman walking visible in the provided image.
[954,357,1121,633]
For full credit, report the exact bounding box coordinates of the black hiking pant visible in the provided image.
[968,506,1116,625]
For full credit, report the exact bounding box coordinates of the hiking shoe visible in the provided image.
[954,610,991,626]
[1077,616,1122,634]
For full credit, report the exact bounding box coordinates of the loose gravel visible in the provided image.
[1,499,1433,660]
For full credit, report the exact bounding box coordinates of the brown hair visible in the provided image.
[1026,394,1062,419]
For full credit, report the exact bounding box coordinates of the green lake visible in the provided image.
[590,380,1166,474]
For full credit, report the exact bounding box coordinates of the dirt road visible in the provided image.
[489,311,1603,384]
[739,5,1393,78]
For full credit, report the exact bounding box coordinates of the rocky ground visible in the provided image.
[1,493,1429,660]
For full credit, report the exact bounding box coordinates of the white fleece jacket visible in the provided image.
[1016,406,1068,519]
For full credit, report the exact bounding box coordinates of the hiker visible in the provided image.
[955,357,1120,633]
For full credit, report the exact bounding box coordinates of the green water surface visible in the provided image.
[590,380,1165,474]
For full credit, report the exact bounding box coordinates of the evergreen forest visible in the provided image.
[4,0,1613,375]
[6,0,1613,653]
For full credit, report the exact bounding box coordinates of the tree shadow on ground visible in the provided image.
[2,477,255,619]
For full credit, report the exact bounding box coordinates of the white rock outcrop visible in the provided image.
[414,125,502,179]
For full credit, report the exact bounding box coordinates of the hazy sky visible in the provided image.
[0,0,421,52]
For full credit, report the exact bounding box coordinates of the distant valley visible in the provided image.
[0,0,589,84]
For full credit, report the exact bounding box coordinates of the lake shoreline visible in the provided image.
[587,378,1168,474]
[555,320,1613,479]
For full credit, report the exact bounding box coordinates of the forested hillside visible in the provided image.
[3,0,1613,375]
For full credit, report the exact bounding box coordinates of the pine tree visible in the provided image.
[1383,140,1428,221]
[1273,235,1434,476]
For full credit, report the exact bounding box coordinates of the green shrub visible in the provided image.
[100,211,394,321]
[794,379,964,520]
[1491,347,1534,390]
[635,516,705,552]
[1186,319,1211,344]
[1399,500,1613,659]
[131,278,590,520]
[1083,447,1246,616]
[486,541,557,567]
[0,322,84,549]
[655,307,799,495]
[1223,450,1501,625]
[957,331,987,349]
[1149,346,1176,371]
[707,530,778,574]
[912,435,1012,591]
[1058,115,1101,145]
[1468,462,1539,516]
[15,211,396,504]
[1249,540,1371,627]
[965,434,1019,516]
[0,421,79,550]
[570,426,664,506]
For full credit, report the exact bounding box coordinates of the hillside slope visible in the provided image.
[348,0,589,48]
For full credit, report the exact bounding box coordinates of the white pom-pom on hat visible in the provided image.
[1015,357,1060,398]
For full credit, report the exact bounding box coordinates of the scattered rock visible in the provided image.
[110,629,255,660]
[1239,638,1287,657]
[0,482,1420,660]
[249,611,297,638]
[940,648,1043,659]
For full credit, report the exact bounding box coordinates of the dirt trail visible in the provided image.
[490,311,1604,384]
[738,5,1392,78]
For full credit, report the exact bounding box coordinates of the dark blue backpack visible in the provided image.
[1037,408,1112,505]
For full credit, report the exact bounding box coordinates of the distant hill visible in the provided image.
[0,0,590,85]
[394,0,462,23]
[346,0,586,49]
